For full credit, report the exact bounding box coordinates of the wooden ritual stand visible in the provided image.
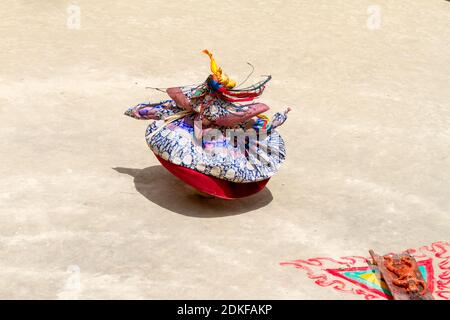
[369,250,434,300]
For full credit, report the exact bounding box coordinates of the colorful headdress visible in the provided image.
[202,49,272,103]
[202,49,236,89]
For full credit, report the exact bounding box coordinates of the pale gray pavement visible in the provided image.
[0,1,449,299]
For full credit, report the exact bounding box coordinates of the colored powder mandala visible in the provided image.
[280,241,450,300]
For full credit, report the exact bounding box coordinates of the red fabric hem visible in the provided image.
[155,154,269,199]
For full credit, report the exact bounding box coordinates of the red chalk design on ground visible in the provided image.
[280,241,450,300]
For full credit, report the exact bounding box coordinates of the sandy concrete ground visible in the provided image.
[1,0,449,299]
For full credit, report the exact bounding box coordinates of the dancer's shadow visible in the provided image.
[113,166,273,218]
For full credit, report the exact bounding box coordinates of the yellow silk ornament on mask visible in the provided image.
[202,49,237,89]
